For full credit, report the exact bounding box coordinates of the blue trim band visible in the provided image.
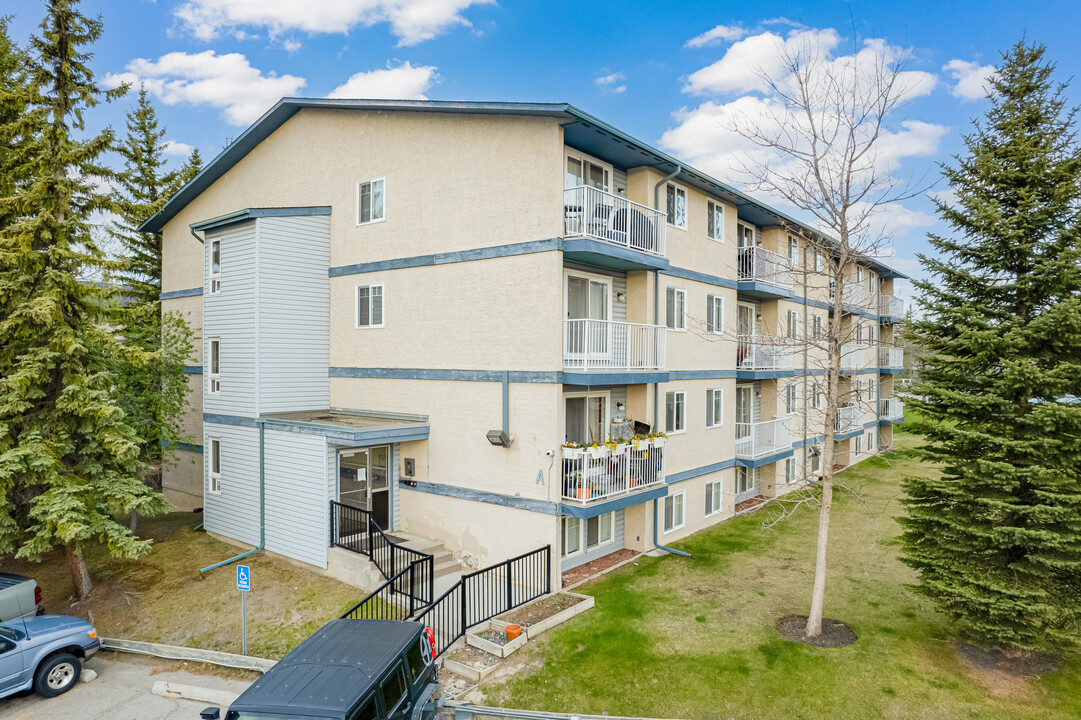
[666,458,736,484]
[330,238,562,278]
[660,267,737,290]
[162,440,203,454]
[669,370,739,380]
[563,371,669,385]
[161,287,203,300]
[183,366,202,375]
[330,367,562,383]
[560,485,669,518]
[403,480,559,515]
[736,448,794,468]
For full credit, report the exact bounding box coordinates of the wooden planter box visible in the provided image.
[490,592,595,643]
[464,624,529,659]
[442,656,500,683]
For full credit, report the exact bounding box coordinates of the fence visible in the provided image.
[340,559,432,620]
[414,545,552,658]
[563,186,666,256]
[563,319,666,371]
[561,441,665,503]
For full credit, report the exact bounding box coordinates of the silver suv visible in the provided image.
[0,574,44,623]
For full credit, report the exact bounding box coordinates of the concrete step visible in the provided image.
[433,558,461,579]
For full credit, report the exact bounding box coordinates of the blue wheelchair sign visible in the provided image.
[237,565,251,592]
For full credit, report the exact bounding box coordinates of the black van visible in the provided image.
[201,619,440,720]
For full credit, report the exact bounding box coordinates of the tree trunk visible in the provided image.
[66,541,93,599]
[129,510,138,533]
[805,473,833,636]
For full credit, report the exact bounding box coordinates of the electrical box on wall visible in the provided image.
[403,458,415,477]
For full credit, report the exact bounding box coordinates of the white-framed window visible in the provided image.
[855,434,864,455]
[786,309,799,339]
[665,391,686,434]
[663,492,685,532]
[356,177,386,225]
[815,251,824,272]
[209,239,221,294]
[707,295,724,334]
[736,466,758,495]
[855,378,864,403]
[561,516,582,557]
[207,437,222,494]
[666,287,686,331]
[208,338,220,394]
[814,381,824,410]
[562,512,615,557]
[813,314,824,340]
[666,183,687,229]
[810,446,822,474]
[856,322,864,343]
[785,383,798,414]
[868,381,877,402]
[705,480,722,516]
[788,237,799,268]
[707,200,724,241]
[355,283,385,328]
[784,457,796,484]
[706,388,724,428]
[857,266,865,285]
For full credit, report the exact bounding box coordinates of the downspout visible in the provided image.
[189,225,205,244]
[652,165,680,433]
[652,499,692,557]
[200,419,266,573]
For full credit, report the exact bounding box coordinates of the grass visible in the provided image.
[484,426,1081,719]
[1,513,364,660]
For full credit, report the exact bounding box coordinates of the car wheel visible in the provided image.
[33,652,81,698]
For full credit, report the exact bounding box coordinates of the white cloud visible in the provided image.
[327,61,438,99]
[104,51,306,126]
[281,39,302,53]
[943,59,997,101]
[594,72,626,94]
[162,140,194,157]
[878,120,950,166]
[858,201,937,237]
[174,0,493,47]
[685,24,745,48]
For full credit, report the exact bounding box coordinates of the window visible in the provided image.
[855,434,863,455]
[356,283,385,328]
[855,378,864,403]
[736,466,758,495]
[208,338,220,394]
[209,239,221,294]
[707,295,724,334]
[665,287,686,330]
[814,251,824,272]
[707,201,724,241]
[665,391,686,433]
[379,664,408,716]
[785,383,798,415]
[356,178,386,225]
[785,457,796,484]
[351,697,378,720]
[856,322,864,343]
[814,381,824,410]
[405,638,430,682]
[208,438,221,493]
[706,388,724,428]
[786,309,799,339]
[857,266,865,285]
[663,492,685,532]
[810,446,822,474]
[705,480,722,516]
[666,183,687,229]
[788,237,799,268]
[586,513,614,550]
[868,381,877,402]
[561,516,582,556]
[813,314,824,340]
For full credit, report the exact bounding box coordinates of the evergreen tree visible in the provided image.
[0,17,27,234]
[0,0,169,598]
[900,41,1081,653]
[108,89,200,469]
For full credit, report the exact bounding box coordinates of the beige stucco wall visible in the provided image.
[163,448,203,511]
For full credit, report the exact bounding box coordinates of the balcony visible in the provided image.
[738,247,792,294]
[735,417,792,460]
[880,295,904,321]
[841,344,868,371]
[879,345,904,370]
[835,404,861,433]
[880,397,904,421]
[563,319,666,372]
[830,284,869,312]
[563,186,666,258]
[561,438,665,504]
[737,335,792,372]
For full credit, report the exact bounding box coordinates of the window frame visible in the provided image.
[707,294,724,335]
[665,287,687,331]
[786,309,799,339]
[208,337,220,394]
[785,382,798,415]
[561,513,614,557]
[855,434,863,456]
[379,663,409,718]
[208,238,221,295]
[665,182,688,230]
[356,177,387,226]
[707,200,724,242]
[788,236,799,268]
[665,390,686,434]
[705,388,724,429]
[813,314,824,340]
[814,251,824,272]
[814,381,824,410]
[784,457,797,484]
[810,446,822,474]
[355,283,386,329]
[663,491,686,533]
[705,480,722,517]
[207,437,222,494]
[561,516,583,557]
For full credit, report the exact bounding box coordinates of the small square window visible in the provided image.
[356,178,386,225]
[665,391,686,433]
[356,284,385,328]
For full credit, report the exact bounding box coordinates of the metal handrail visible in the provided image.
[563,185,666,256]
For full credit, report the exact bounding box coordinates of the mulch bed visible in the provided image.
[498,593,585,628]
[477,629,510,646]
[735,495,769,514]
[958,643,1061,677]
[561,548,639,587]
[447,644,501,669]
[775,614,858,647]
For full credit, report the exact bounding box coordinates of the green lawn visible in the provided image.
[484,427,1081,719]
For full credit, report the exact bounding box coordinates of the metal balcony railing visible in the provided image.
[835,404,861,433]
[561,438,665,503]
[563,186,666,257]
[841,344,867,371]
[880,397,904,421]
[563,319,666,371]
[736,335,792,371]
[879,345,904,369]
[880,295,904,318]
[734,417,792,459]
[738,247,792,290]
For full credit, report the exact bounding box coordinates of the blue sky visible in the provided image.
[7,0,1081,301]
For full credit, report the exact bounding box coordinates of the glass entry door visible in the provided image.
[339,446,391,529]
[565,274,610,364]
[565,394,608,444]
[735,385,753,454]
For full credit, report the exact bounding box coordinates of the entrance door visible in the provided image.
[736,303,756,367]
[735,385,753,453]
[565,273,610,364]
[339,446,391,529]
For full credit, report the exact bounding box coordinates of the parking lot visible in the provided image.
[0,653,255,720]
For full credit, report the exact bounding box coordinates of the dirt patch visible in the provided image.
[438,667,478,698]
[448,644,501,670]
[478,629,510,646]
[774,614,858,647]
[735,495,769,514]
[957,643,1061,677]
[497,593,585,628]
[561,548,639,587]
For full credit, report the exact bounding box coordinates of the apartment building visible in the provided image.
[143,99,906,589]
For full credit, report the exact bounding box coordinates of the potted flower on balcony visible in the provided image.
[646,431,667,449]
[562,441,585,460]
[585,439,608,459]
[577,479,598,500]
[605,438,631,455]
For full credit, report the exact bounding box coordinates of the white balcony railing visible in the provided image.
[835,404,861,433]
[563,186,666,257]
[734,417,792,459]
[738,247,792,290]
[737,335,792,371]
[563,319,666,371]
[879,345,904,369]
[880,295,904,319]
[561,438,665,503]
[830,283,869,310]
[880,397,904,421]
[841,344,867,371]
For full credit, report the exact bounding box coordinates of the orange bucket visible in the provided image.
[505,624,522,642]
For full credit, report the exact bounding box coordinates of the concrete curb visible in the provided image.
[101,637,276,673]
[152,680,240,707]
